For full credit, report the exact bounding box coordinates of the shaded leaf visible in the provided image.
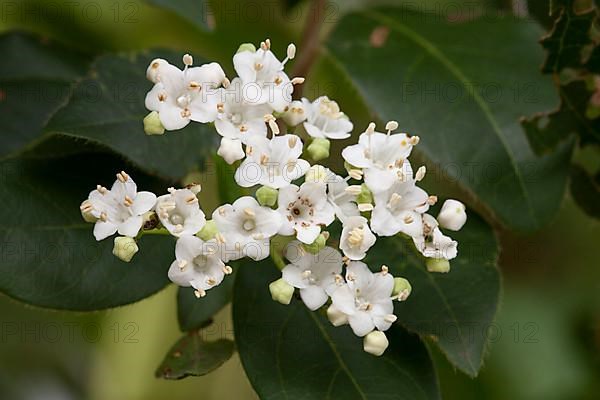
[0,155,173,310]
[156,332,234,380]
[146,0,210,31]
[233,258,440,400]
[365,211,501,377]
[570,164,600,218]
[326,8,573,231]
[42,50,218,181]
[0,32,91,158]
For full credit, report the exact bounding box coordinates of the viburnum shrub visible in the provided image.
[80,39,467,356]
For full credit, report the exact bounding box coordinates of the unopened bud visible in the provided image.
[112,237,139,263]
[363,331,389,356]
[327,305,348,327]
[307,138,330,161]
[197,220,218,241]
[217,137,245,164]
[305,165,328,184]
[269,278,294,305]
[237,43,257,53]
[392,278,412,301]
[302,232,327,254]
[256,186,278,207]
[143,111,165,135]
[426,258,450,273]
[437,199,467,231]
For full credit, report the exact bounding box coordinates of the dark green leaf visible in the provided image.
[0,155,173,310]
[177,268,236,331]
[365,211,500,377]
[42,50,218,181]
[0,32,91,158]
[570,164,600,218]
[326,8,573,231]
[156,332,234,380]
[146,0,210,31]
[233,259,440,400]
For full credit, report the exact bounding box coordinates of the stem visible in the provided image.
[291,0,327,98]
[140,227,170,236]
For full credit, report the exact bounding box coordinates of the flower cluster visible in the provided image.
[80,40,467,356]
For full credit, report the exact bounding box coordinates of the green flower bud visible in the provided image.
[197,220,218,241]
[363,331,389,356]
[302,232,328,254]
[269,278,294,305]
[112,237,139,263]
[426,258,450,273]
[237,43,257,54]
[256,186,278,207]
[143,111,165,135]
[356,184,373,205]
[392,277,412,301]
[307,138,330,161]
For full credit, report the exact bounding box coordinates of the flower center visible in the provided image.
[192,255,209,269]
[243,218,256,231]
[347,226,364,247]
[170,213,184,225]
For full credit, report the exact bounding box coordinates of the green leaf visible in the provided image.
[570,164,600,218]
[365,211,500,377]
[156,332,234,380]
[325,8,574,231]
[42,50,218,181]
[0,32,91,158]
[0,155,174,310]
[177,268,236,331]
[233,259,440,400]
[146,0,210,31]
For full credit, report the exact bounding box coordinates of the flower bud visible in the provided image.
[392,277,412,301]
[307,138,330,161]
[437,199,467,231]
[112,237,139,263]
[80,200,97,223]
[305,165,328,184]
[237,43,257,54]
[282,100,306,126]
[327,305,348,327]
[269,278,294,305]
[426,258,450,273]
[217,137,245,164]
[302,232,327,254]
[143,111,165,135]
[256,186,278,207]
[197,220,218,241]
[363,331,389,356]
[356,184,373,205]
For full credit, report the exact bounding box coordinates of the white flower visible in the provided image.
[412,214,458,260]
[342,123,418,193]
[277,182,335,244]
[281,241,343,310]
[282,100,306,126]
[233,41,294,112]
[81,171,157,241]
[214,78,271,144]
[217,137,246,164]
[235,135,310,189]
[331,262,397,337]
[305,166,359,221]
[371,173,430,237]
[155,188,206,237]
[213,196,282,261]
[145,57,226,130]
[340,216,376,260]
[302,96,353,139]
[437,199,467,231]
[167,235,230,297]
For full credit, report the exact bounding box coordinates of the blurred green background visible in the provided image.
[1,0,599,399]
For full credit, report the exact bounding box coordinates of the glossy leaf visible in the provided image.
[365,211,500,377]
[0,155,173,310]
[0,32,91,158]
[156,332,234,380]
[233,259,440,400]
[43,50,218,181]
[325,8,573,231]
